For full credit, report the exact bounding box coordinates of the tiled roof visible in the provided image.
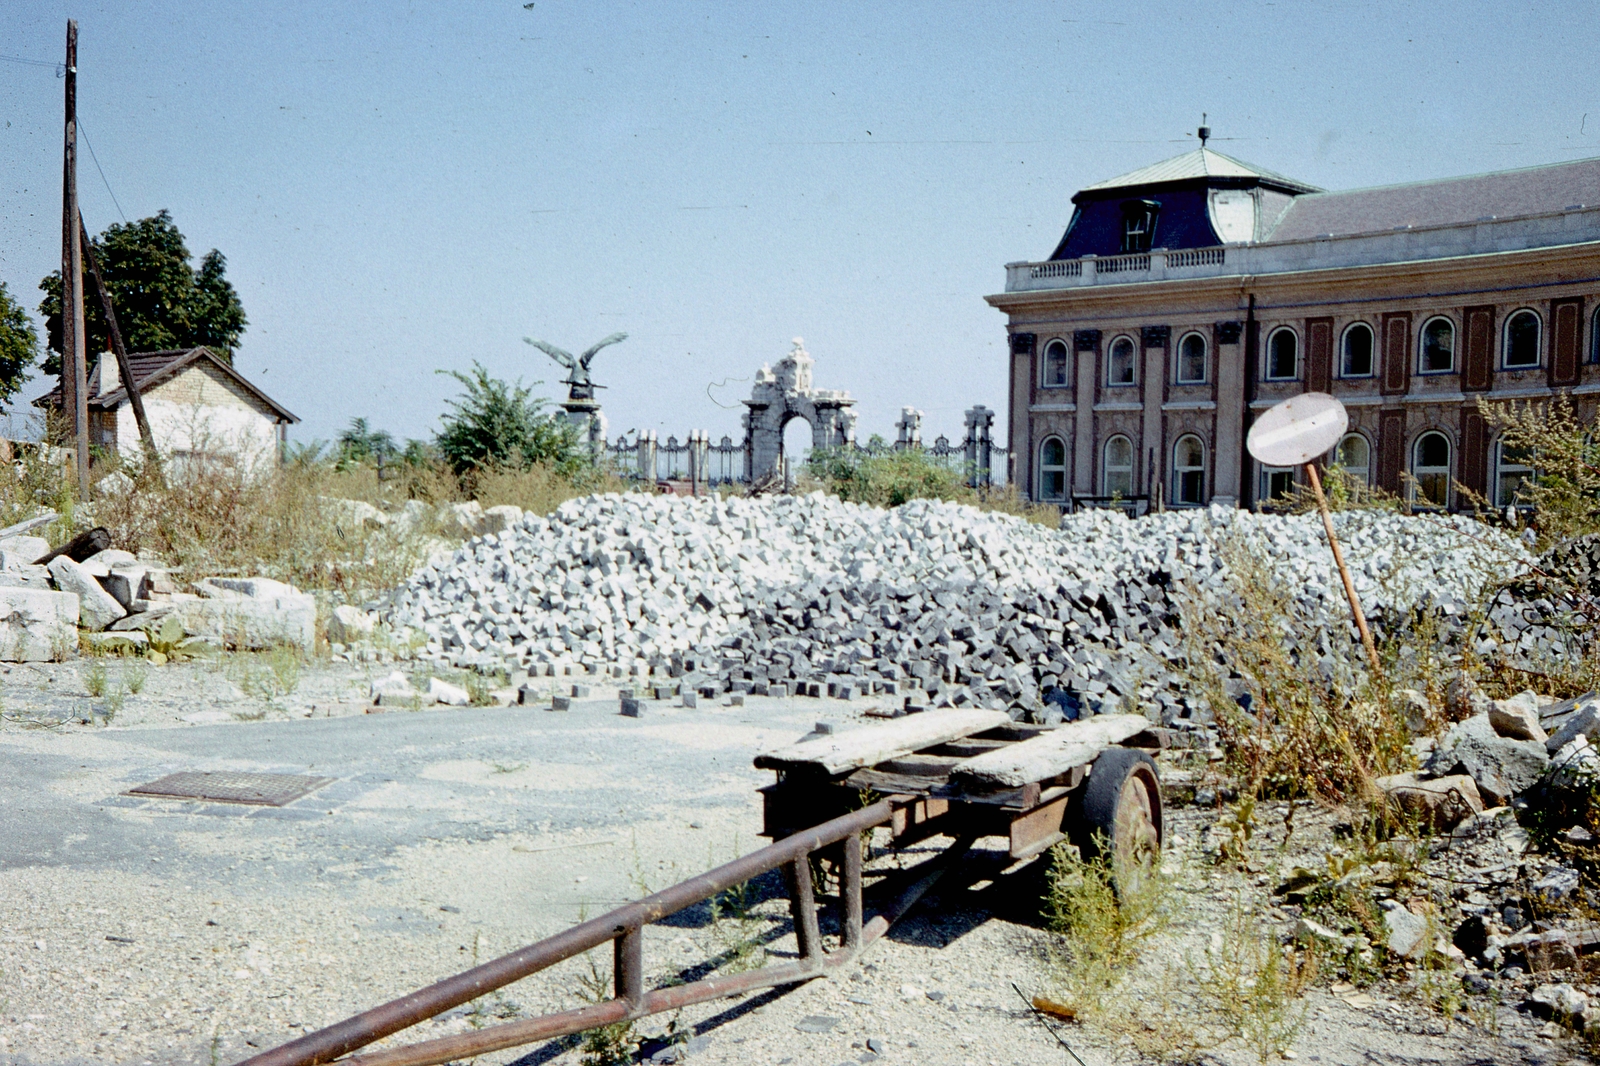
[1265,156,1600,241]
[35,347,298,422]
[1079,147,1321,194]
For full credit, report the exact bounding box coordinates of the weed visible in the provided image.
[84,659,107,698]
[1189,902,1313,1064]
[706,839,767,973]
[575,951,638,1066]
[490,761,529,775]
[125,659,148,694]
[1042,843,1167,1018]
[465,669,498,707]
[1213,795,1258,868]
[100,686,126,724]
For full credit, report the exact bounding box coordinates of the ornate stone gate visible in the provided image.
[741,338,858,483]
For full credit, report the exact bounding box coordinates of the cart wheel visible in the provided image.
[1073,747,1162,894]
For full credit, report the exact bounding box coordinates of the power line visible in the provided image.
[76,118,127,223]
[0,53,64,74]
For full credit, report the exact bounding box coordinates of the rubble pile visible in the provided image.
[1481,533,1600,668]
[385,493,1519,724]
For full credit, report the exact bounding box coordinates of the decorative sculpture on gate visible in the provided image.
[523,332,629,401]
[522,331,629,459]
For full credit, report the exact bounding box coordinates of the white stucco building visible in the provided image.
[40,347,298,468]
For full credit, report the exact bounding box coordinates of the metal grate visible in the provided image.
[126,771,335,807]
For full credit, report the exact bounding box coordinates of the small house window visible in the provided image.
[1266,328,1298,380]
[1038,437,1067,501]
[1340,323,1374,377]
[1176,332,1207,384]
[1102,435,1134,498]
[1261,467,1296,501]
[1503,309,1541,368]
[1120,200,1159,254]
[1493,440,1533,508]
[1411,431,1452,508]
[1419,317,1455,373]
[1041,340,1069,387]
[1172,435,1206,506]
[1335,433,1371,485]
[1107,336,1137,386]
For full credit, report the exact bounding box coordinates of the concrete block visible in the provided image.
[0,587,78,661]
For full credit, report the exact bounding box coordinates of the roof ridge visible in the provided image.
[1289,153,1600,201]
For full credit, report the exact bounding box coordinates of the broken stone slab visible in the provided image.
[107,608,186,646]
[320,497,389,530]
[174,580,316,650]
[1527,982,1588,1019]
[427,677,471,706]
[0,566,52,590]
[1380,901,1429,959]
[82,630,149,654]
[83,548,138,570]
[47,556,126,631]
[371,670,417,704]
[97,568,148,609]
[480,505,523,535]
[1527,932,1581,973]
[1427,713,1549,805]
[1546,699,1600,755]
[1373,772,1483,830]
[446,501,486,538]
[0,587,79,661]
[0,537,50,566]
[327,604,377,644]
[1490,691,1547,742]
[1294,917,1356,951]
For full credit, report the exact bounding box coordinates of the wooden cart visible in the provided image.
[757,709,1167,883]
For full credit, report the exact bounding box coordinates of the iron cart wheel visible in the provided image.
[1072,747,1163,894]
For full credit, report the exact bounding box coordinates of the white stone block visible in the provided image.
[174,579,316,650]
[0,587,79,660]
[48,556,126,631]
[327,604,377,644]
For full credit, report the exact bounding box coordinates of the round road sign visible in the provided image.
[1247,392,1349,467]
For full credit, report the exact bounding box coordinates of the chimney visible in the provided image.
[94,351,120,397]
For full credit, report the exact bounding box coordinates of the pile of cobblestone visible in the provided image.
[1480,533,1600,669]
[383,494,1522,726]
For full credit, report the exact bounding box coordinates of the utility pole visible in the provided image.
[61,19,89,496]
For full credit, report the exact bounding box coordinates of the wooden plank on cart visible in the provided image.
[755,709,1011,775]
[950,714,1150,790]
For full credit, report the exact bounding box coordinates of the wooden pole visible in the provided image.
[78,213,160,470]
[1303,462,1382,676]
[61,19,90,496]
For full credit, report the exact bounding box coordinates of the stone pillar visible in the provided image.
[896,407,923,449]
[1141,327,1170,509]
[965,405,994,487]
[561,399,607,462]
[636,430,657,483]
[1212,321,1244,503]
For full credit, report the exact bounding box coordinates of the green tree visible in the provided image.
[37,210,246,374]
[337,417,397,464]
[434,362,580,476]
[0,282,39,408]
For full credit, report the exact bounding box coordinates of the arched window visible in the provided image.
[1493,439,1533,508]
[1176,332,1207,384]
[1340,322,1375,377]
[1266,328,1298,380]
[1172,435,1206,506]
[1503,309,1541,368]
[1101,435,1134,497]
[1411,431,1452,508]
[1106,336,1137,386]
[1419,316,1455,373]
[1041,340,1069,387]
[1038,437,1067,501]
[1335,433,1371,485]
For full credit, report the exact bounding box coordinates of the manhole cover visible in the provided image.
[126,771,335,807]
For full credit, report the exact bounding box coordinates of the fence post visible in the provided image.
[637,431,657,484]
[895,407,923,450]
[964,405,994,488]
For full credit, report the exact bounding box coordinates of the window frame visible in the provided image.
[1492,437,1534,509]
[1171,434,1206,507]
[1101,434,1135,498]
[1417,315,1456,375]
[1040,339,1070,388]
[1037,436,1068,502]
[1410,430,1453,509]
[1339,321,1376,379]
[1105,335,1138,388]
[1174,331,1208,385]
[1502,308,1542,370]
[1260,465,1296,503]
[1334,432,1371,485]
[1591,305,1600,365]
[1264,327,1299,381]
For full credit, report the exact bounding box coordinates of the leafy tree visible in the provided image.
[338,417,397,464]
[434,362,580,477]
[37,210,246,374]
[0,282,39,408]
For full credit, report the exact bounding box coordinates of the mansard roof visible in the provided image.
[1076,147,1322,198]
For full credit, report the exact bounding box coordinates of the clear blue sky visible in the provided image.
[2,1,1596,448]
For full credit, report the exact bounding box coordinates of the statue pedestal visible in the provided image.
[561,399,607,460]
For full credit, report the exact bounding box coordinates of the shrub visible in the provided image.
[435,362,581,478]
[1480,395,1600,546]
[807,444,1058,525]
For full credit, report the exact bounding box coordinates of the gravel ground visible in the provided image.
[0,657,1586,1066]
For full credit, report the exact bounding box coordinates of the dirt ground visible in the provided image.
[0,656,1587,1066]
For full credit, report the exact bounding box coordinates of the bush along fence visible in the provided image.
[601,405,1008,492]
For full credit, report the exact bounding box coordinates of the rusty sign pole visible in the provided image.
[1303,461,1382,676]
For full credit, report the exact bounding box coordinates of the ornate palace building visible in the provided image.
[986,139,1600,510]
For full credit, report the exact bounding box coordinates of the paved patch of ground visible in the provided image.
[0,658,1584,1066]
